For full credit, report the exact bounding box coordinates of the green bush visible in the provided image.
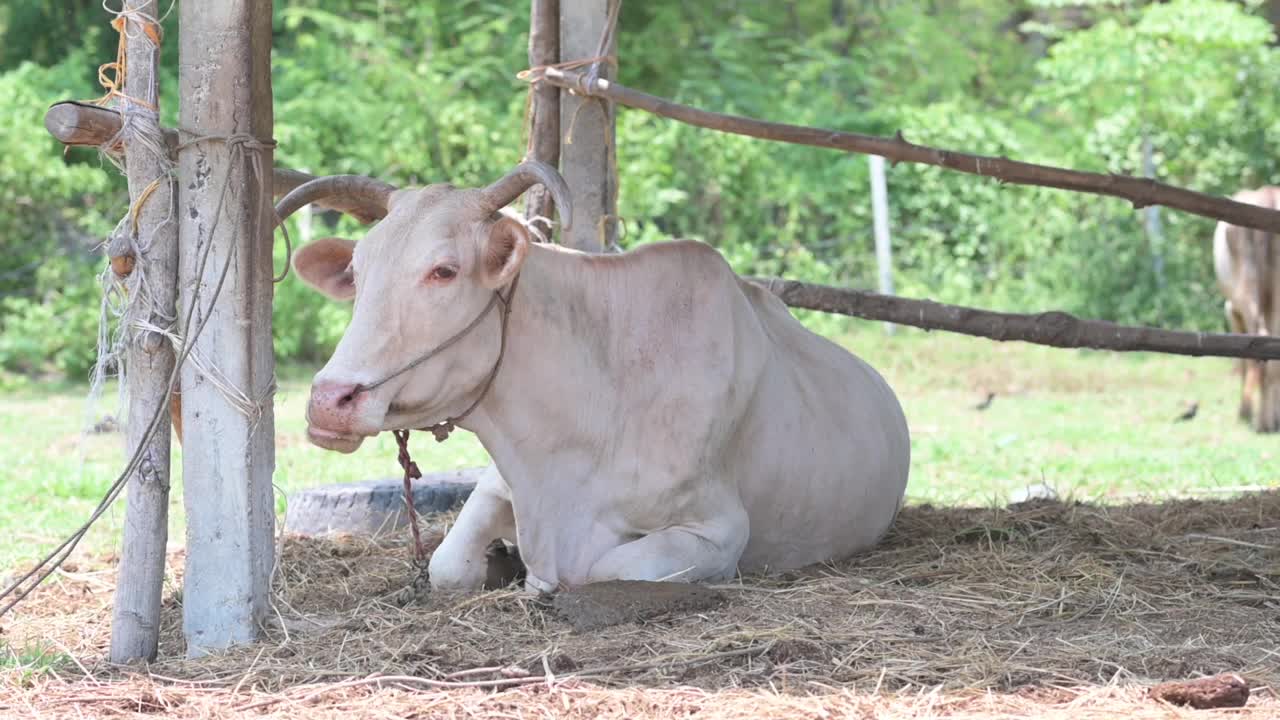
[271,230,352,364]
[0,58,116,378]
[0,263,102,378]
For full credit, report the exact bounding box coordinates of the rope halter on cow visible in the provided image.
[273,161,572,561]
[273,159,571,440]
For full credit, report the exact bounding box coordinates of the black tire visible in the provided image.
[283,467,483,537]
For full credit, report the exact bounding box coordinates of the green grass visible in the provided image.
[1,323,1276,568]
[0,640,73,685]
[849,326,1279,505]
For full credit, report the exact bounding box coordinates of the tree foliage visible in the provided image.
[1,0,1277,378]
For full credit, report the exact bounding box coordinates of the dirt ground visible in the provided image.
[3,492,1277,719]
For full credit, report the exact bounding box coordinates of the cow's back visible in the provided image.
[488,240,911,583]
[727,277,910,571]
[1216,187,1280,334]
[1213,187,1280,432]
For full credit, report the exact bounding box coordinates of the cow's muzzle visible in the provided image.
[306,379,374,453]
[306,425,366,453]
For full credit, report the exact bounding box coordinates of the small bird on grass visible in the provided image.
[1174,400,1199,422]
[973,391,996,411]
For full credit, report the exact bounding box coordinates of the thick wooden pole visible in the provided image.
[110,0,175,664]
[524,0,560,231]
[177,0,276,657]
[559,0,618,251]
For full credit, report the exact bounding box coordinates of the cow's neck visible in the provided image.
[462,244,617,485]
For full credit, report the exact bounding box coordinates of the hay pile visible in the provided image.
[3,491,1277,718]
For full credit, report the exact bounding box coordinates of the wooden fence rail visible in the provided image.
[47,102,1280,362]
[45,102,381,223]
[531,67,1280,234]
[749,277,1280,361]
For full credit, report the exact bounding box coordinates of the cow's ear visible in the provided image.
[293,237,357,301]
[480,215,530,289]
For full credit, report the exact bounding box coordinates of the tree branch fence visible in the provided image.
[531,66,1280,234]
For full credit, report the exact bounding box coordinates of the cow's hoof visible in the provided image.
[483,539,527,590]
[1253,419,1280,434]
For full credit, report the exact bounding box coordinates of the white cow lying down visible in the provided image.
[281,161,910,593]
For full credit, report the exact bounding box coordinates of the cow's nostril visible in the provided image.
[312,381,362,414]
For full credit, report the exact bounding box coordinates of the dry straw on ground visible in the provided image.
[3,491,1277,719]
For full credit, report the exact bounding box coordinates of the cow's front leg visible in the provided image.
[428,468,516,591]
[522,571,557,595]
[585,509,749,585]
[1225,300,1247,378]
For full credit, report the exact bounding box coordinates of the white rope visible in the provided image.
[171,130,281,450]
[85,1,175,439]
[84,1,282,446]
[131,315,278,438]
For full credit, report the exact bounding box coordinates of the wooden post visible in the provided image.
[559,0,618,252]
[868,154,895,335]
[525,0,561,231]
[177,0,276,657]
[110,0,176,664]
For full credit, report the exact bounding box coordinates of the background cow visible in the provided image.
[1213,186,1280,432]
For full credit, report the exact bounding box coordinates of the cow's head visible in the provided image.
[281,162,572,453]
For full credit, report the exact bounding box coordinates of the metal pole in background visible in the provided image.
[869,154,895,334]
[1142,132,1166,289]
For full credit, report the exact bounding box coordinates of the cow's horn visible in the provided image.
[480,160,573,230]
[274,175,397,226]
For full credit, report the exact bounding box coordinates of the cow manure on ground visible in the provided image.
[552,580,726,632]
[1149,673,1251,709]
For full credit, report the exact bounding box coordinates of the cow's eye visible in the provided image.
[427,265,458,283]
